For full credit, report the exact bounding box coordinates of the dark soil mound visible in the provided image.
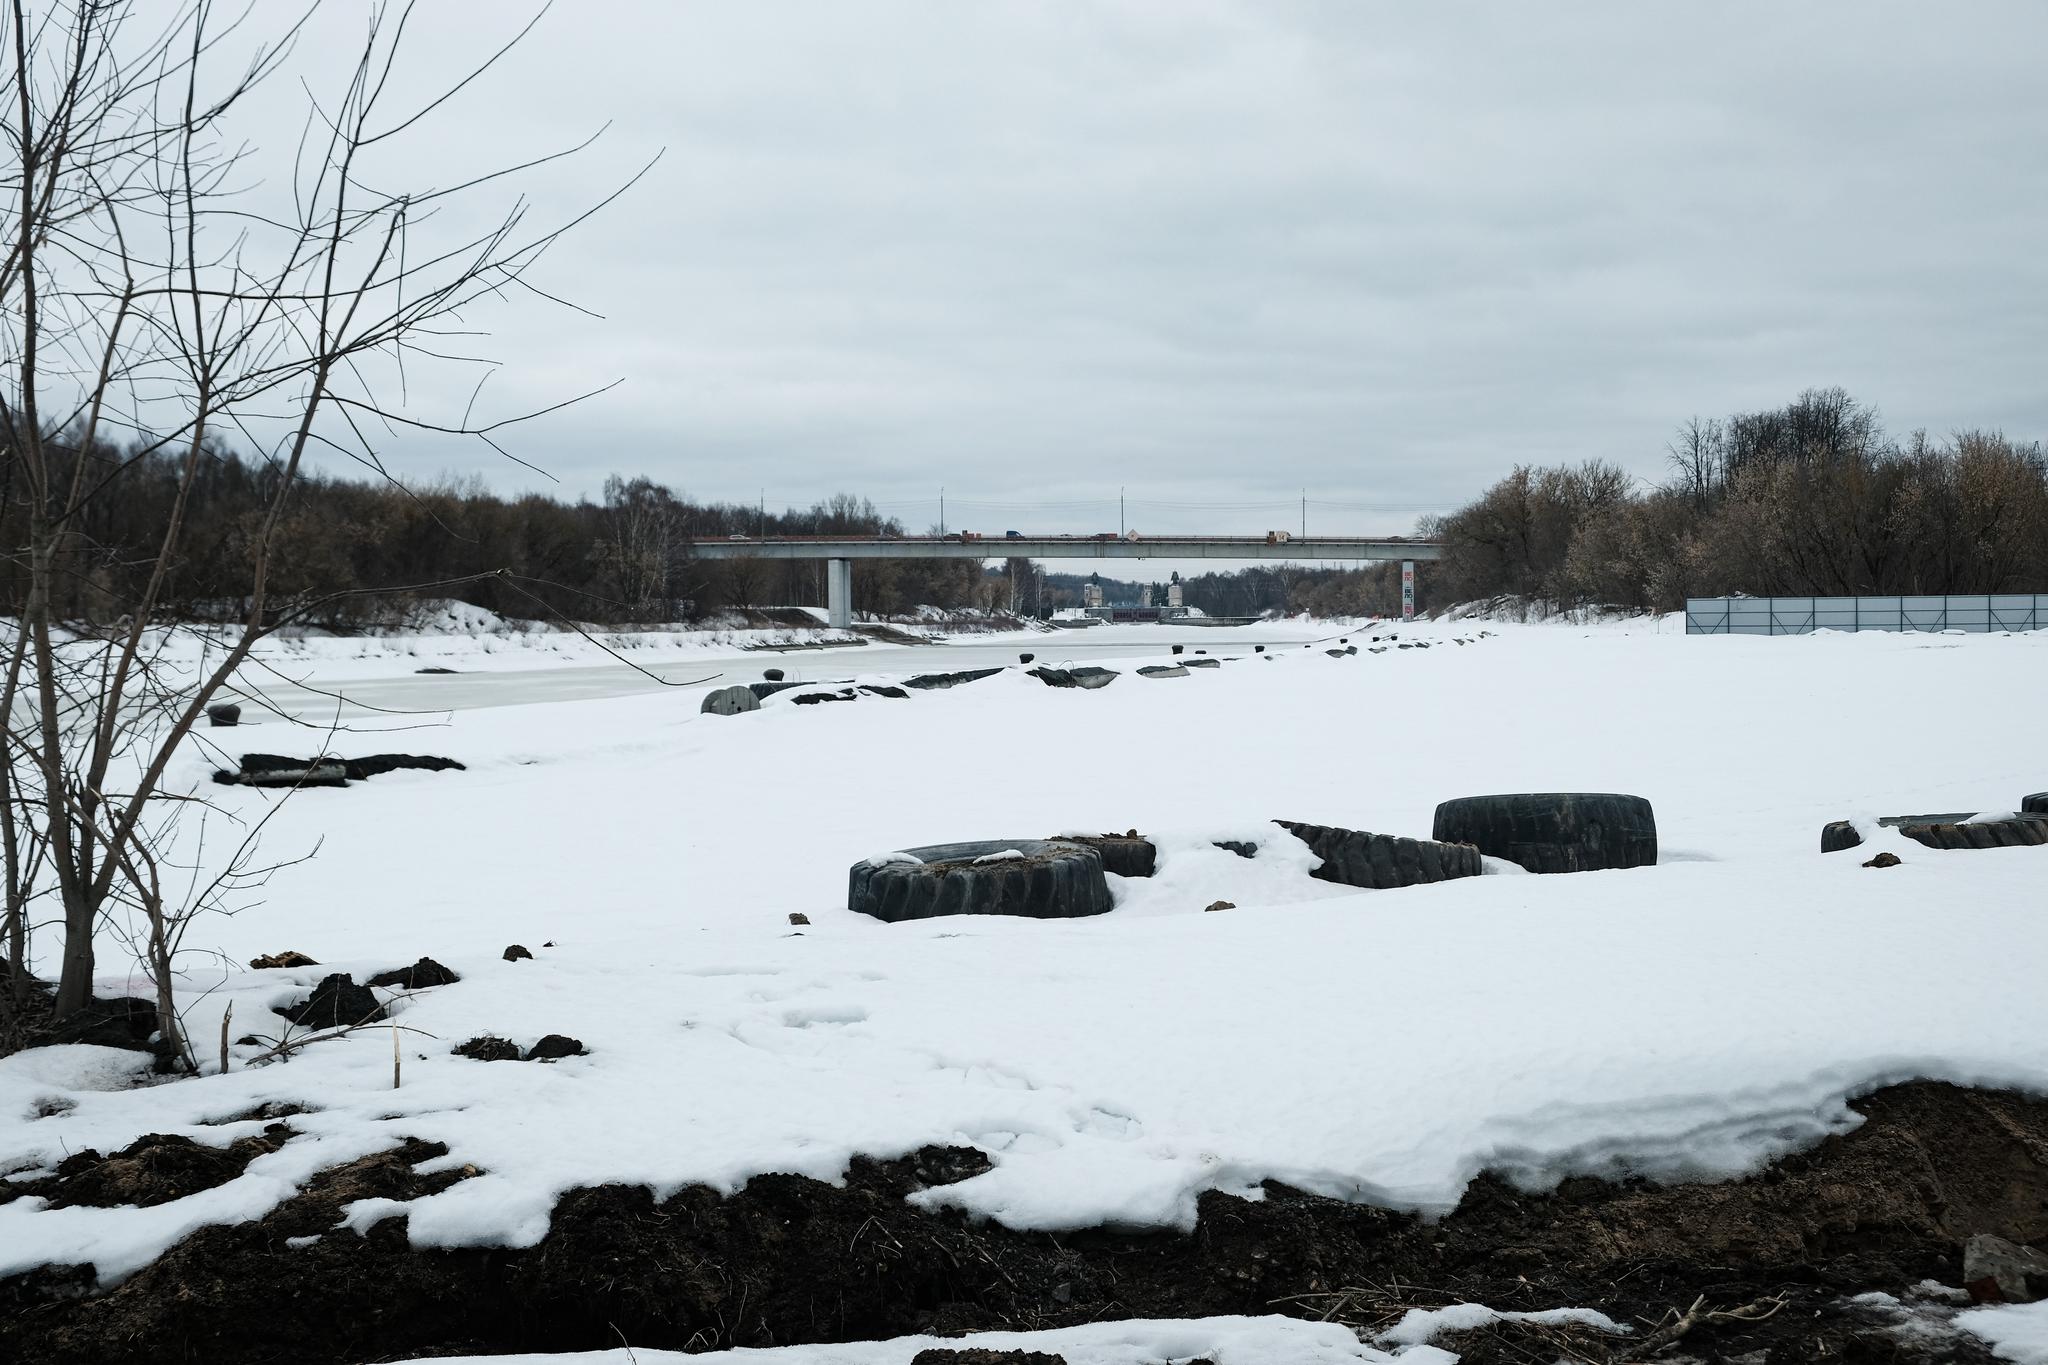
[1,1128,291,1211]
[4,968,160,1056]
[524,1034,585,1061]
[365,957,460,990]
[5,1083,2045,1364]
[278,974,384,1029]
[453,1035,521,1062]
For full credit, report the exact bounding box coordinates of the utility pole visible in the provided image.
[759,489,764,539]
[1120,487,1125,537]
[939,486,945,537]
[1301,490,1306,539]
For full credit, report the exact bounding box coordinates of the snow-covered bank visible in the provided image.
[391,1316,1413,1365]
[4,620,2047,1282]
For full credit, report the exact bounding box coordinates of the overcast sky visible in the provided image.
[267,1,2048,535]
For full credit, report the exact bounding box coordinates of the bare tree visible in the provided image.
[0,0,636,1051]
[598,475,684,621]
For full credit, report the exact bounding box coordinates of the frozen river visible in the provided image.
[221,624,1350,723]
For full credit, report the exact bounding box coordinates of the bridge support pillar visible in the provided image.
[827,558,853,630]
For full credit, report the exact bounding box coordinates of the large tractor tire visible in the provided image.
[1431,793,1657,874]
[1824,811,2048,852]
[1897,817,2048,851]
[848,840,1112,923]
[2024,793,2048,815]
[1272,821,1483,890]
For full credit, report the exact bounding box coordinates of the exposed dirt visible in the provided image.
[451,1034,521,1061]
[2,961,161,1059]
[0,1127,291,1209]
[4,1083,2045,1364]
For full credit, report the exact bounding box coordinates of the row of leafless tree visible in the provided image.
[1292,389,2048,617]
[2,0,637,1052]
[0,448,1015,626]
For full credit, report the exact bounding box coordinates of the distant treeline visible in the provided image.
[10,388,2042,627]
[1284,388,2048,619]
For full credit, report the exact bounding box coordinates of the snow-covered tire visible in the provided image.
[848,840,1112,923]
[702,685,760,715]
[1272,821,1482,889]
[1431,793,1657,873]
[902,667,1004,691]
[1898,817,2048,851]
[1054,834,1156,878]
[1821,820,1864,853]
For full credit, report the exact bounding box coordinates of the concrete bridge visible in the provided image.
[688,534,1443,628]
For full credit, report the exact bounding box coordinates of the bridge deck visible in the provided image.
[688,535,1441,562]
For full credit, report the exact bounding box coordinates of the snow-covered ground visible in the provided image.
[1960,1300,2048,1363]
[5,617,2047,1318]
[389,1315,1446,1365]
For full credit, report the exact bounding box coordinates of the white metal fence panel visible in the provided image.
[1685,594,2048,635]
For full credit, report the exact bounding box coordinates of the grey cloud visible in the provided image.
[264,0,2048,534]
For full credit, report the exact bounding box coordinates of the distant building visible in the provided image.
[1082,582,1104,607]
[1166,581,1184,608]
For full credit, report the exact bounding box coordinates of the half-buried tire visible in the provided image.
[1273,820,1482,889]
[1053,833,1156,878]
[2025,793,2048,815]
[1896,816,2048,851]
[848,840,1112,923]
[1432,792,1657,873]
[1824,811,2048,852]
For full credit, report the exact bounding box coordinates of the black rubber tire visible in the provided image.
[2025,793,2048,815]
[216,754,350,788]
[1055,834,1156,878]
[790,688,858,705]
[1272,820,1483,889]
[705,684,763,713]
[902,667,1004,691]
[341,754,465,780]
[1028,667,1081,688]
[1137,665,1187,678]
[1821,820,1864,853]
[1431,793,1657,873]
[848,840,1112,923]
[1899,817,2048,851]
